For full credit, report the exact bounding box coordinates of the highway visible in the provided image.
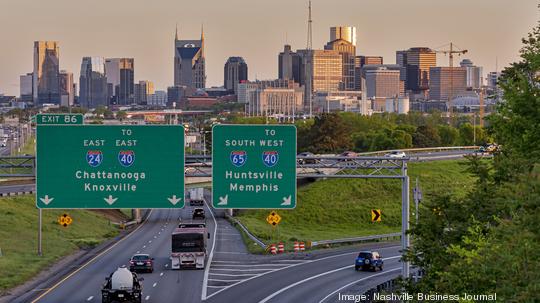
[12,190,402,303]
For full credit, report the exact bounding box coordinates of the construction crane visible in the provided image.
[434,43,468,114]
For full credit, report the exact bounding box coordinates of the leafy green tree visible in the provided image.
[458,122,475,145]
[412,124,441,147]
[437,125,459,146]
[307,113,352,153]
[405,19,540,302]
[116,111,127,121]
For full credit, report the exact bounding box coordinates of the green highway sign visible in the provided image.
[212,124,296,209]
[36,125,184,209]
[36,113,84,125]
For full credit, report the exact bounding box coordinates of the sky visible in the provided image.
[0,0,538,96]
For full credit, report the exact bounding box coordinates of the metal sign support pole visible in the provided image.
[402,170,410,279]
[38,208,42,256]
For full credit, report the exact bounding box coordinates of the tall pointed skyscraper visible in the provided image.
[173,25,206,89]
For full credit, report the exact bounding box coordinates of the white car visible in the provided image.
[385,151,406,158]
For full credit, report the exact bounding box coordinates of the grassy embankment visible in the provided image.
[0,195,121,294]
[235,160,478,250]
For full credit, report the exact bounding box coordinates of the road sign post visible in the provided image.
[212,125,296,209]
[36,125,184,208]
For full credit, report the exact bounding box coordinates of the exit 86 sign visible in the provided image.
[212,124,297,209]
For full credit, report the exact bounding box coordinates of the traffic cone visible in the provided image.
[293,241,300,253]
[269,244,277,255]
[278,242,285,254]
[299,242,305,251]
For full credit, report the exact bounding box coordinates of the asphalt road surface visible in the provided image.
[14,191,402,303]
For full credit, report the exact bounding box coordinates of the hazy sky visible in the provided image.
[0,0,538,96]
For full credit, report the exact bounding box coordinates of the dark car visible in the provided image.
[338,151,358,162]
[192,208,206,220]
[129,254,154,273]
[298,152,318,164]
[355,251,383,271]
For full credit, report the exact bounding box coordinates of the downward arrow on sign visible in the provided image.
[40,195,54,205]
[104,195,118,205]
[168,195,182,205]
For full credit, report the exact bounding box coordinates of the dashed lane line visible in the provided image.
[86,296,93,301]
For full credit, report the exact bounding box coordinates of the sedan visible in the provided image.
[385,151,406,158]
[129,254,154,273]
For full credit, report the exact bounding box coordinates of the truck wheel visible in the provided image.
[355,265,359,271]
[379,265,383,271]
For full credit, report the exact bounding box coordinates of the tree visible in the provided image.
[458,122,475,145]
[437,125,459,146]
[405,19,540,302]
[116,111,127,121]
[412,124,441,147]
[306,113,352,153]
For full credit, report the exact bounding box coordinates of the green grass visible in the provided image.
[0,195,120,294]
[235,160,478,248]
[14,136,35,155]
[119,209,133,219]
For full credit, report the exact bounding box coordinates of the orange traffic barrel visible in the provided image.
[278,242,285,254]
[269,244,277,255]
[293,241,300,253]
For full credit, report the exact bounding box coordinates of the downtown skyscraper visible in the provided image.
[79,57,107,108]
[174,26,206,89]
[33,41,61,105]
[105,58,135,105]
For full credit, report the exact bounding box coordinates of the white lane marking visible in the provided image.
[207,278,243,282]
[211,264,289,268]
[153,282,157,287]
[86,296,93,301]
[149,240,152,243]
[210,268,274,272]
[207,285,226,289]
[205,248,401,300]
[136,251,140,254]
[158,232,161,235]
[154,235,157,238]
[143,245,146,248]
[213,251,248,255]
[209,273,258,277]
[217,232,241,236]
[165,264,169,268]
[31,210,154,303]
[160,272,164,277]
[260,255,401,303]
[319,267,401,303]
[145,295,150,300]
[201,196,218,301]
[258,266,353,303]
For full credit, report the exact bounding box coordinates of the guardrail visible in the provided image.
[225,214,267,249]
[310,232,401,248]
[358,146,479,156]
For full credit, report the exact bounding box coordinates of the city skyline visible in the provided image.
[0,0,537,96]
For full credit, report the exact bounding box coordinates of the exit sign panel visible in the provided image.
[36,125,184,208]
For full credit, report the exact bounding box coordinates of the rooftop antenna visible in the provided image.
[307,0,312,50]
